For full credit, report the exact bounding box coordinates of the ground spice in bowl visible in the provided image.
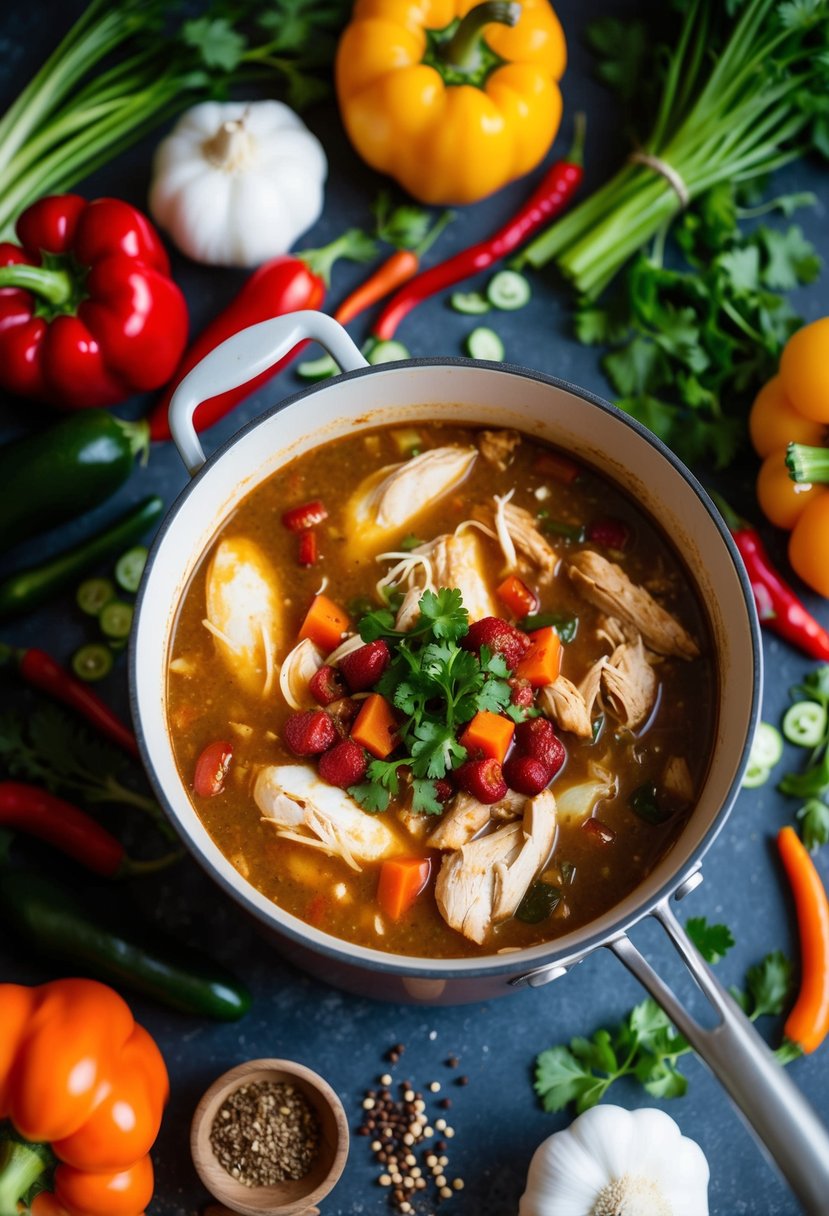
[209,1080,320,1187]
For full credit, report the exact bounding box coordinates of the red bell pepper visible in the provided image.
[0,194,188,410]
[147,229,375,441]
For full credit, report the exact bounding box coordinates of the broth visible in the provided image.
[167,422,716,958]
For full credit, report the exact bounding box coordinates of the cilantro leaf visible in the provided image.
[182,18,247,71]
[358,608,397,642]
[744,950,795,1019]
[349,782,390,813]
[418,588,469,641]
[412,779,443,815]
[758,225,822,290]
[534,1046,608,1112]
[411,719,466,778]
[686,917,736,964]
[796,799,829,852]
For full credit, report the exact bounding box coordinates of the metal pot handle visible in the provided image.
[168,311,368,476]
[609,895,829,1214]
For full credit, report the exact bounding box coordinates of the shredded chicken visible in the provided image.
[204,537,282,697]
[473,497,557,579]
[595,614,637,650]
[600,635,657,730]
[427,789,524,851]
[380,529,497,627]
[567,551,700,659]
[663,755,694,803]
[346,446,476,556]
[254,765,400,871]
[478,429,521,470]
[539,674,594,738]
[278,637,323,710]
[435,792,557,944]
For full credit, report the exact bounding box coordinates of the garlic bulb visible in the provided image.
[149,100,327,267]
[519,1105,709,1216]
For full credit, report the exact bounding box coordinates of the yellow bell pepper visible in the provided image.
[335,0,566,205]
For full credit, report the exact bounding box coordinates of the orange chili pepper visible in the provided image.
[778,826,829,1054]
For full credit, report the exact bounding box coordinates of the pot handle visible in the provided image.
[168,311,368,476]
[608,896,829,1214]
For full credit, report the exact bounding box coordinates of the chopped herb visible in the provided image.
[777,665,829,850]
[629,782,671,825]
[516,881,562,924]
[519,612,578,643]
[540,519,585,543]
[559,861,577,886]
[400,534,424,551]
[350,590,513,815]
[534,925,794,1113]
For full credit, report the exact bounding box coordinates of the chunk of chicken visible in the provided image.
[254,765,400,871]
[435,792,557,944]
[204,537,282,697]
[278,638,324,710]
[600,635,657,730]
[345,446,476,558]
[478,429,521,470]
[539,675,593,738]
[386,529,497,628]
[474,498,557,579]
[567,551,700,659]
[663,755,694,803]
[427,788,524,851]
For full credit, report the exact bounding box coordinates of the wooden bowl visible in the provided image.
[191,1059,349,1216]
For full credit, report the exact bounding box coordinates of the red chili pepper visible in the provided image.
[0,643,139,759]
[282,499,328,532]
[712,493,829,662]
[147,230,375,441]
[0,781,125,876]
[0,194,188,410]
[297,530,318,567]
[370,115,585,343]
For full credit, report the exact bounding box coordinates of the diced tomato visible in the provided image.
[496,574,538,618]
[193,739,233,797]
[284,710,337,756]
[586,516,631,551]
[282,499,328,531]
[461,617,531,671]
[533,451,581,484]
[309,664,346,706]
[454,757,508,804]
[318,739,368,787]
[514,718,566,776]
[297,530,318,566]
[503,754,551,796]
[340,639,391,691]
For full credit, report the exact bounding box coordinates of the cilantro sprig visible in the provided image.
[534,920,797,1114]
[348,589,513,815]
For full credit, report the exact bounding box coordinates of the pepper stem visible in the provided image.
[413,209,454,260]
[707,490,744,533]
[787,442,829,485]
[0,262,73,306]
[0,1135,52,1216]
[441,1,521,70]
[299,228,377,287]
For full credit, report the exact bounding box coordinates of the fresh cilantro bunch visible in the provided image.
[573,185,820,468]
[349,589,514,815]
[779,666,829,851]
[534,919,797,1114]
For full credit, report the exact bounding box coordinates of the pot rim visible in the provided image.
[130,355,762,980]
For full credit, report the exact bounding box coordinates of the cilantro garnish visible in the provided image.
[348,589,513,814]
[533,921,797,1113]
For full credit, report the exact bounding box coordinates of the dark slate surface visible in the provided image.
[1,2,828,1214]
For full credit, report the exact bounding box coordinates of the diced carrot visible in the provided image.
[377,856,431,920]
[298,594,350,652]
[514,626,562,687]
[459,710,515,764]
[534,451,581,484]
[351,693,400,759]
[496,574,538,618]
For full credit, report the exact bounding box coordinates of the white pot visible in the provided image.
[130,312,829,1212]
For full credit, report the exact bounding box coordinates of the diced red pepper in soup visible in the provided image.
[193,740,233,797]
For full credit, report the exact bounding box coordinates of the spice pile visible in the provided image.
[210,1080,320,1186]
[358,1044,467,1212]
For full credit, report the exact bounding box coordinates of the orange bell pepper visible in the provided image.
[0,979,167,1216]
[335,0,566,205]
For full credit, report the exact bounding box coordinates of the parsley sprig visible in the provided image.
[534,919,798,1113]
[348,589,513,815]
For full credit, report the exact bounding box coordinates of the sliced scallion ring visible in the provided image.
[114,545,148,593]
[99,599,134,640]
[76,577,115,616]
[71,643,114,682]
[741,759,770,789]
[749,721,784,770]
[486,269,531,311]
[782,700,828,748]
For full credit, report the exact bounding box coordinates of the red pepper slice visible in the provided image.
[297,531,318,567]
[282,500,328,532]
[0,194,188,410]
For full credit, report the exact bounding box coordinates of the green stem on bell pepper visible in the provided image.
[787,444,829,486]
